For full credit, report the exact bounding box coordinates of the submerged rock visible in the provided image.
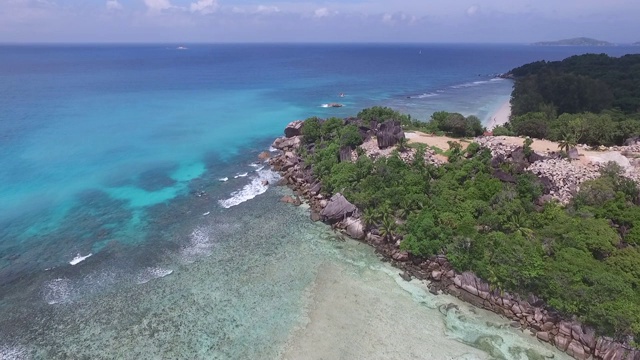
[258,151,271,160]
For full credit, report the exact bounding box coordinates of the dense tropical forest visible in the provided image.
[299,107,640,342]
[498,53,640,146]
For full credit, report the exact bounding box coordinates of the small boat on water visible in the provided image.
[323,103,343,108]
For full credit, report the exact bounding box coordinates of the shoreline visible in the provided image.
[486,99,511,130]
[268,120,640,360]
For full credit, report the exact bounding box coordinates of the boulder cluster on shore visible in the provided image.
[267,120,640,360]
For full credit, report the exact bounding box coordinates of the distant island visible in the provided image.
[633,41,640,46]
[532,37,614,46]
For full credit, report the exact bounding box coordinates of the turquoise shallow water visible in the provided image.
[1,44,638,358]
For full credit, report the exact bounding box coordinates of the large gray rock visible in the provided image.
[568,147,580,160]
[272,136,302,151]
[376,120,404,149]
[339,146,353,162]
[344,217,365,239]
[320,193,356,223]
[284,120,304,138]
[624,136,640,146]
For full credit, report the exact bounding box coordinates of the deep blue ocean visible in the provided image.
[1,44,637,359]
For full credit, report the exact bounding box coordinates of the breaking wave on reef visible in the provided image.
[218,169,281,208]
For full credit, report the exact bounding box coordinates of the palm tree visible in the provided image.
[395,198,413,219]
[506,213,534,239]
[558,133,577,157]
[361,207,379,230]
[379,214,397,242]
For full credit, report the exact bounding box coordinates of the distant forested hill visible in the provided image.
[508,53,640,115]
[500,53,640,145]
[532,37,614,46]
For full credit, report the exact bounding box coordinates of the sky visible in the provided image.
[1,0,639,43]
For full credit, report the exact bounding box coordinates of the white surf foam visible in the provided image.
[269,146,278,152]
[218,177,229,182]
[233,172,248,179]
[43,278,72,305]
[254,166,265,172]
[218,169,281,209]
[136,267,174,284]
[180,227,214,263]
[69,253,92,265]
[249,163,261,168]
[202,211,210,216]
[450,79,501,89]
[320,103,330,108]
[0,345,28,360]
[411,92,438,99]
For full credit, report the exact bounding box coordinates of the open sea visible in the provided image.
[0,44,637,359]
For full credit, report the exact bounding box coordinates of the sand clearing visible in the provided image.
[489,136,561,153]
[406,133,627,168]
[406,131,468,150]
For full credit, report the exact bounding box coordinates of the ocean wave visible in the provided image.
[218,177,229,182]
[233,172,248,179]
[180,227,214,263]
[218,169,281,208]
[135,267,174,284]
[450,78,504,89]
[69,253,92,266]
[409,92,438,99]
[43,278,72,305]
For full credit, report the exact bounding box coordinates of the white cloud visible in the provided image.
[382,13,394,24]
[144,0,173,13]
[314,7,329,18]
[106,0,122,11]
[466,5,480,16]
[190,0,217,15]
[255,5,279,14]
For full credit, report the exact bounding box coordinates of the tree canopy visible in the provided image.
[505,53,640,146]
[301,110,640,341]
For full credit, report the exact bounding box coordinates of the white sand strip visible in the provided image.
[487,100,511,130]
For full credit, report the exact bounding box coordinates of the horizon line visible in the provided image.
[1,41,638,46]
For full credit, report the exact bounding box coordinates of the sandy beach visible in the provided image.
[486,100,511,130]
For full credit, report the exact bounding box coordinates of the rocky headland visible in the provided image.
[267,118,640,360]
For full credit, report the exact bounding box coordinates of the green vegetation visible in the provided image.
[505,53,640,145]
[301,111,640,341]
[357,106,485,138]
